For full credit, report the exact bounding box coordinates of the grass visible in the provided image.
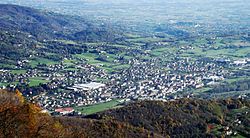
[11,69,26,74]
[183,46,250,59]
[100,67,115,73]
[56,40,77,45]
[124,33,141,38]
[0,82,7,87]
[150,47,177,56]
[234,47,250,57]
[176,37,250,60]
[64,68,79,71]
[63,59,77,66]
[210,124,223,136]
[231,134,247,138]
[151,48,168,56]
[120,52,134,60]
[74,53,122,73]
[224,77,249,83]
[29,77,50,87]
[231,106,249,114]
[94,77,109,83]
[74,53,100,63]
[74,99,120,115]
[192,87,212,93]
[127,37,165,43]
[110,44,129,48]
[0,63,15,68]
[98,64,130,74]
[84,42,105,46]
[112,64,131,70]
[211,104,223,118]
[29,58,59,67]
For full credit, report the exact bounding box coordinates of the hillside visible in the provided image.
[0,4,124,67]
[0,89,162,138]
[0,4,120,41]
[0,89,249,138]
[86,99,250,137]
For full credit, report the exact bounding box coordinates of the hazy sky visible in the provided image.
[0,0,249,29]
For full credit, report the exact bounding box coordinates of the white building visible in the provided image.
[68,82,105,91]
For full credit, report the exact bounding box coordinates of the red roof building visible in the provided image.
[55,107,74,115]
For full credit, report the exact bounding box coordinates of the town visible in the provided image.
[1,40,250,115]
[0,0,250,116]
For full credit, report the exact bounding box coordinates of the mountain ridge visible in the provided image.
[0,4,120,42]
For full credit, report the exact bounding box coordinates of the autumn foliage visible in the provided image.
[0,90,159,138]
[0,89,249,138]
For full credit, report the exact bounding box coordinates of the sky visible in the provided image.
[0,0,249,31]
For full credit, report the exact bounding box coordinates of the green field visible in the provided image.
[74,53,104,64]
[100,64,131,73]
[74,53,130,73]
[224,77,249,83]
[0,82,7,87]
[182,45,250,59]
[150,47,177,56]
[192,87,212,93]
[29,58,59,67]
[11,69,26,74]
[127,37,165,43]
[57,40,77,45]
[74,99,121,115]
[0,63,15,68]
[29,77,50,87]
[63,59,77,66]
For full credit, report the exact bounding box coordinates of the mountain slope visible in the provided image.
[0,4,120,42]
[0,89,163,138]
[86,99,250,137]
[0,89,249,137]
[0,4,123,63]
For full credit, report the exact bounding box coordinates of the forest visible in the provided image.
[0,89,249,138]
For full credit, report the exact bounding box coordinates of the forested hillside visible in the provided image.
[87,99,250,137]
[0,4,120,41]
[0,89,249,137]
[0,4,123,67]
[0,89,160,138]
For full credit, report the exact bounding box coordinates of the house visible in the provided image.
[233,60,247,65]
[55,107,74,115]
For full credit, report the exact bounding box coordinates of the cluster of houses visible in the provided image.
[1,46,250,115]
[0,59,107,89]
[1,54,249,114]
[104,58,230,101]
[35,81,111,112]
[216,58,250,66]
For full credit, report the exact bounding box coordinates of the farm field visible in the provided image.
[74,99,121,115]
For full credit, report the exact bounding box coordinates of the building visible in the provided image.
[55,107,74,115]
[67,82,105,91]
[233,60,247,65]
